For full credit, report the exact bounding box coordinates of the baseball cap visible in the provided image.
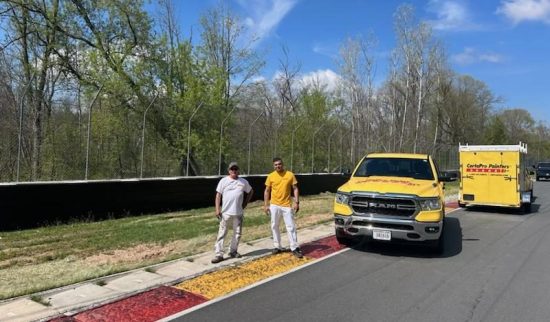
[228,162,239,170]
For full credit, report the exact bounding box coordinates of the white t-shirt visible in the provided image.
[216,176,252,216]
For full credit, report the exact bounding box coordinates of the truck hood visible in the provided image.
[338,176,439,197]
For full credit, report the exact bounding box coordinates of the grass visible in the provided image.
[445,181,459,199]
[0,193,335,300]
[30,295,50,306]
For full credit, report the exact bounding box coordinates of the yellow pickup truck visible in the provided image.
[333,153,451,253]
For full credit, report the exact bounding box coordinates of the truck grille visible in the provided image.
[352,221,414,231]
[350,196,417,217]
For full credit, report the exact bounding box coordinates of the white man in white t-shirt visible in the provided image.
[212,162,254,264]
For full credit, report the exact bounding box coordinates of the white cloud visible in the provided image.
[452,47,505,65]
[250,75,267,83]
[496,0,550,24]
[312,43,337,58]
[270,69,341,92]
[426,0,480,31]
[299,69,341,92]
[237,0,298,43]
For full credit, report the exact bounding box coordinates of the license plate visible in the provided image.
[373,230,391,241]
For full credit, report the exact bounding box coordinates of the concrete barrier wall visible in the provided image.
[0,174,348,231]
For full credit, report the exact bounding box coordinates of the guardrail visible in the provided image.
[0,174,348,231]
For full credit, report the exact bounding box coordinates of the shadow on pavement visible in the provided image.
[243,248,274,257]
[461,203,540,215]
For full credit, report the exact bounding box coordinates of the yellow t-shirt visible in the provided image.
[265,170,298,207]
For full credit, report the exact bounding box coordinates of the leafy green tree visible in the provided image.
[485,116,508,145]
[497,108,535,144]
[197,2,264,111]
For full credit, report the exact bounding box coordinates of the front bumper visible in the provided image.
[334,214,443,242]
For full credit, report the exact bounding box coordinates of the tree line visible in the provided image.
[0,1,548,182]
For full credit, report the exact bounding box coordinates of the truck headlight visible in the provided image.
[419,198,441,211]
[335,192,350,205]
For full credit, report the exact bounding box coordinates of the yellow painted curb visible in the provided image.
[175,253,311,299]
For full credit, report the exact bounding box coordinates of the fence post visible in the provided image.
[339,128,344,172]
[311,124,324,173]
[84,86,104,180]
[247,110,265,175]
[186,102,204,176]
[218,106,237,175]
[16,75,35,182]
[327,126,339,173]
[140,92,159,178]
[290,119,306,172]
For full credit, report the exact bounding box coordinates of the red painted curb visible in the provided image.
[50,286,208,322]
[301,235,346,259]
[446,201,459,208]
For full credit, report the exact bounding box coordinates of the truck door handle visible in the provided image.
[504,176,516,181]
[463,175,474,179]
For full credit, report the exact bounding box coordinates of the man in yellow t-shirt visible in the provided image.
[264,157,303,258]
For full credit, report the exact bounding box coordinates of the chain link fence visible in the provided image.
[1,94,465,183]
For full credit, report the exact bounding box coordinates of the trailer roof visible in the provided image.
[459,143,527,153]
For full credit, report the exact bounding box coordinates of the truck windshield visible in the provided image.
[538,163,550,168]
[354,158,434,180]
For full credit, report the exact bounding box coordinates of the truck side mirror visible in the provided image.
[438,170,457,182]
[341,168,351,179]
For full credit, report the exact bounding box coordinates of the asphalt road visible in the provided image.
[171,181,550,322]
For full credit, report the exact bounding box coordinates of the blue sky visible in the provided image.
[167,0,550,123]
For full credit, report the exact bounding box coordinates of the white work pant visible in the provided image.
[270,204,298,251]
[214,213,243,257]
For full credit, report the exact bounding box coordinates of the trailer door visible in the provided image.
[489,151,520,206]
[461,151,519,206]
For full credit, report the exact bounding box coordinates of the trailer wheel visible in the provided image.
[521,203,532,214]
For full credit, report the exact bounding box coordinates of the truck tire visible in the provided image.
[458,201,466,208]
[335,228,357,246]
[428,227,445,254]
[522,203,532,214]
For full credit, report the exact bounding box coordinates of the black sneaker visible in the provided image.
[292,248,303,258]
[229,252,241,258]
[272,248,283,255]
[211,256,224,264]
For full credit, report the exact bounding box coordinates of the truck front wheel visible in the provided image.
[428,228,445,254]
[335,228,358,246]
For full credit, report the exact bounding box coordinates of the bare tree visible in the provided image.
[393,4,416,152]
[337,34,377,162]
